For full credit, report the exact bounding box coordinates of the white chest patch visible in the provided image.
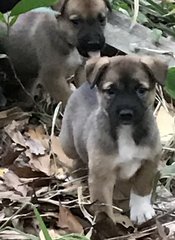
[117,126,151,179]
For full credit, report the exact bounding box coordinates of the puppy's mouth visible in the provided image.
[77,46,101,58]
[120,120,133,125]
[88,51,101,58]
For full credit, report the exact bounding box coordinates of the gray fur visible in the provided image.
[59,55,168,224]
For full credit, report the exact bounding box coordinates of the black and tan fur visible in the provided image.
[2,0,111,106]
[59,55,168,224]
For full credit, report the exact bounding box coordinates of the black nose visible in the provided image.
[87,40,101,51]
[119,109,134,124]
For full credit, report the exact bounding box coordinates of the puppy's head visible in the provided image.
[52,0,111,57]
[86,55,168,126]
[55,13,78,48]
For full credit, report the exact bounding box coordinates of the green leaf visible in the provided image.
[165,67,175,99]
[33,206,52,240]
[164,8,175,17]
[9,15,19,26]
[10,0,59,16]
[137,12,149,24]
[0,12,6,23]
[151,28,162,44]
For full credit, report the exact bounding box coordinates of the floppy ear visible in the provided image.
[86,57,110,89]
[140,56,168,86]
[51,0,69,14]
[103,0,112,12]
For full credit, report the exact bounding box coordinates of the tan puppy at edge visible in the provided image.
[59,55,168,224]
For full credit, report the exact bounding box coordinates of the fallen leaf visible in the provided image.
[156,106,174,143]
[26,126,49,151]
[0,107,30,128]
[51,137,73,169]
[9,163,46,178]
[25,138,45,155]
[58,204,84,234]
[114,212,134,228]
[3,170,29,197]
[5,120,27,147]
[0,229,37,239]
[26,149,51,176]
[0,190,30,202]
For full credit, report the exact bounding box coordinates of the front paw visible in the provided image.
[130,203,155,225]
[130,192,155,225]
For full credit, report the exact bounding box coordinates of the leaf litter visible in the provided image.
[0,102,175,240]
[0,89,175,239]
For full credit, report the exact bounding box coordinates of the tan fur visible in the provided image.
[52,0,110,17]
[59,55,168,224]
[3,0,111,106]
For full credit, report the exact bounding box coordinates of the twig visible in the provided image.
[0,203,27,230]
[50,102,62,138]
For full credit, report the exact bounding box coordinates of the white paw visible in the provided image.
[130,191,155,225]
[130,202,155,224]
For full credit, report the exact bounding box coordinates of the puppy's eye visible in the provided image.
[136,86,148,97]
[70,18,81,26]
[104,88,116,96]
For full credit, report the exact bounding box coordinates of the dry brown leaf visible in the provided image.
[156,106,174,143]
[58,204,84,234]
[5,120,27,147]
[0,107,30,128]
[26,149,51,176]
[25,138,45,155]
[0,230,30,239]
[3,170,29,197]
[0,190,30,202]
[51,136,73,169]
[26,126,49,150]
[114,212,134,228]
[9,163,47,178]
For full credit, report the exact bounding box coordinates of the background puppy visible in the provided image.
[2,0,111,106]
[59,55,168,224]
[3,10,81,107]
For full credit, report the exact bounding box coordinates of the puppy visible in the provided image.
[59,55,168,224]
[2,0,111,106]
[4,10,81,107]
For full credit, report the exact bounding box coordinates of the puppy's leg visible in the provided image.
[88,155,116,221]
[129,160,158,225]
[38,64,72,107]
[34,32,72,107]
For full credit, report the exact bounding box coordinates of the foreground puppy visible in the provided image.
[2,0,111,106]
[59,55,168,224]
